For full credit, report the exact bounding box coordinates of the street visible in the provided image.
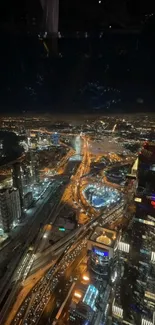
[2,134,134,325]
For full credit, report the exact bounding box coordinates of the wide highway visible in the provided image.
[0,160,80,324]
[10,228,90,325]
[1,136,87,325]
[5,201,124,325]
[0,179,69,324]
[3,134,127,325]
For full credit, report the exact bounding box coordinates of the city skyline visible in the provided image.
[0,0,155,323]
[0,114,154,324]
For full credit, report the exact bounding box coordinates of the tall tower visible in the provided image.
[51,132,59,146]
[75,136,81,155]
[112,142,155,325]
[0,188,21,233]
[41,0,59,35]
[12,163,24,208]
[29,150,40,185]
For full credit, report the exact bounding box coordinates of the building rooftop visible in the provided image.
[70,281,99,323]
[90,226,117,249]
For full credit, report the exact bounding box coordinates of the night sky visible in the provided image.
[0,0,155,114]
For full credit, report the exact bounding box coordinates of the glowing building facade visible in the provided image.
[69,227,120,325]
[87,227,119,278]
[112,142,155,325]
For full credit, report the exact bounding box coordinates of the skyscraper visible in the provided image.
[112,142,155,325]
[0,188,21,233]
[69,227,120,325]
[30,150,40,184]
[12,163,24,208]
[51,132,59,146]
[87,227,119,280]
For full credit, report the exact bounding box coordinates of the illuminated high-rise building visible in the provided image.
[69,227,121,325]
[0,188,21,233]
[51,132,59,146]
[87,227,119,279]
[75,136,81,155]
[28,150,40,185]
[112,142,155,325]
[12,163,24,208]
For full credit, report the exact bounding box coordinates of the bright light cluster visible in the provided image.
[83,184,121,209]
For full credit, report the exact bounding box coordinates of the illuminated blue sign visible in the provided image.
[93,248,109,257]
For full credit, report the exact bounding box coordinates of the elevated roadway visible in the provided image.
[1,149,87,324]
[3,133,126,325]
[18,203,124,325]
[0,176,71,324]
